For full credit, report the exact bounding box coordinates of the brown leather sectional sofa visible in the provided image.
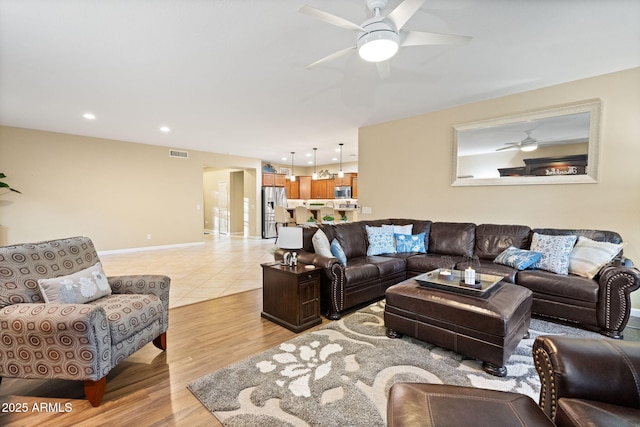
[277,219,640,338]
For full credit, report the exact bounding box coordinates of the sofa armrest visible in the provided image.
[0,303,111,381]
[274,249,346,318]
[108,275,171,311]
[596,263,640,338]
[274,249,340,270]
[533,335,640,421]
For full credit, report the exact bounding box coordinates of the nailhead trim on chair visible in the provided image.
[533,346,557,420]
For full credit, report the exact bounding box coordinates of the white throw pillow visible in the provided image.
[38,262,112,304]
[569,236,623,278]
[312,229,333,258]
[383,224,413,235]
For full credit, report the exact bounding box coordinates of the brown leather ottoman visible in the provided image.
[385,279,532,376]
[387,383,554,427]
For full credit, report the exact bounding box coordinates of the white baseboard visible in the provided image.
[98,241,204,256]
[631,308,640,318]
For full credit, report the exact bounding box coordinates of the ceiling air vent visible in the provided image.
[169,149,188,159]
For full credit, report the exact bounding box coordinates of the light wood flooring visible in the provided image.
[0,234,329,426]
[0,289,331,426]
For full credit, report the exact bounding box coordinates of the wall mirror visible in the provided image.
[451,99,601,186]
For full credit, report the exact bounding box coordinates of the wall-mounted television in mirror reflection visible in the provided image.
[451,99,601,186]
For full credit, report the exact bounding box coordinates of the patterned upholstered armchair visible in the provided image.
[0,236,170,406]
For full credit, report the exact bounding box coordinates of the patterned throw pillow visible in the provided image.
[312,229,333,258]
[366,225,396,256]
[394,232,426,253]
[569,236,623,278]
[530,233,578,275]
[494,246,543,270]
[330,239,347,266]
[38,262,112,304]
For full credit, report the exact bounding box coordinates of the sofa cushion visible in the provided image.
[494,247,542,271]
[475,224,532,260]
[429,222,475,257]
[366,225,397,256]
[330,239,347,266]
[516,270,599,304]
[334,222,368,258]
[555,398,640,427]
[476,259,519,283]
[395,232,427,253]
[342,258,380,288]
[569,236,623,279]
[406,254,462,274]
[530,233,578,275]
[91,293,165,344]
[367,256,407,277]
[38,262,112,304]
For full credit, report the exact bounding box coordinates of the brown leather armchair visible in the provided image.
[533,335,640,426]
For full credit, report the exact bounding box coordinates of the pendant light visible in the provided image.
[338,143,344,178]
[290,151,296,182]
[312,148,318,180]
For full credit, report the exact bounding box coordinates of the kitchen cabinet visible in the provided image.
[299,176,311,200]
[262,173,287,187]
[311,179,326,199]
[285,179,299,199]
[334,173,356,187]
[352,176,358,198]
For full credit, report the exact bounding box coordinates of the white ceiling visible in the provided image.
[1,0,639,166]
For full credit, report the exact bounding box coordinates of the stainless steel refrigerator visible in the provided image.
[262,187,287,238]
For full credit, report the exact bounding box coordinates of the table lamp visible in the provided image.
[276,227,303,266]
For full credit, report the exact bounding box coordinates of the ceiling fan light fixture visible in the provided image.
[357,20,399,62]
[521,144,538,152]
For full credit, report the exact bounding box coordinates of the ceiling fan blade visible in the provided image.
[298,5,366,32]
[496,145,519,152]
[376,60,391,80]
[306,46,357,69]
[401,31,471,47]
[387,0,427,31]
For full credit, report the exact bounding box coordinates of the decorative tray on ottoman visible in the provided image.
[414,269,503,296]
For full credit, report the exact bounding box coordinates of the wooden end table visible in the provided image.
[261,262,322,332]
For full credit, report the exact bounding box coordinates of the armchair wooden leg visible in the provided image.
[153,332,167,350]
[85,376,107,407]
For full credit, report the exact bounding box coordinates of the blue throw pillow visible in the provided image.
[330,239,347,266]
[366,225,396,256]
[494,246,543,270]
[394,232,426,253]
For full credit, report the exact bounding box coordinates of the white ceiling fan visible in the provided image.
[299,0,471,73]
[496,129,553,152]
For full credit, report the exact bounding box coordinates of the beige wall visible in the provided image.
[0,127,262,250]
[358,67,640,307]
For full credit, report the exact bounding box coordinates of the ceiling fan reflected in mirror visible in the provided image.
[496,129,557,152]
[299,0,472,69]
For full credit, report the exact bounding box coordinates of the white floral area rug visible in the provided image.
[187,300,603,427]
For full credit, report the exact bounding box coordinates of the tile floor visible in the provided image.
[99,234,276,308]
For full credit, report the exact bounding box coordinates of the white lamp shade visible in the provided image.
[276,226,303,250]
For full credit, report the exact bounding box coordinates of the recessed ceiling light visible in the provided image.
[160,126,170,133]
[331,157,338,161]
[282,156,288,161]
[83,113,96,120]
